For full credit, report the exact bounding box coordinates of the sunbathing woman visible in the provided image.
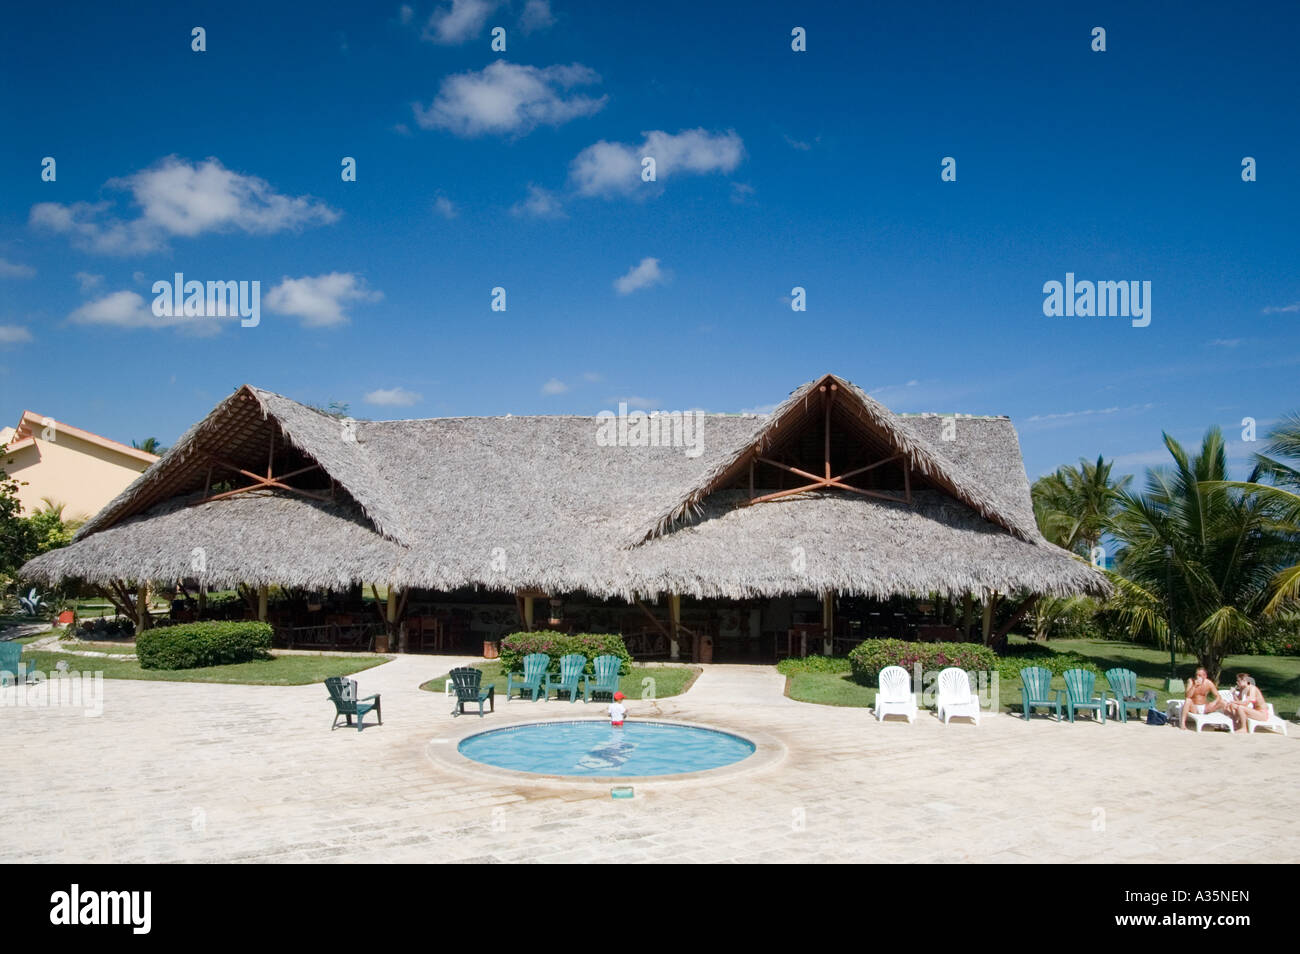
[1226,673,1269,731]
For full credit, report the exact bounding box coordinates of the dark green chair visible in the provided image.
[1103,667,1154,723]
[325,676,381,731]
[1059,668,1105,724]
[507,652,549,701]
[1019,666,1061,721]
[584,654,622,702]
[449,667,495,717]
[546,653,587,702]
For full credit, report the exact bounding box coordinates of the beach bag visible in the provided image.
[1145,708,1168,726]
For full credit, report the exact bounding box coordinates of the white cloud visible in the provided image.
[423,0,498,44]
[519,0,555,33]
[1208,338,1241,348]
[730,182,755,204]
[1262,301,1300,314]
[510,184,566,218]
[414,61,606,137]
[570,128,744,198]
[433,195,458,219]
[74,271,103,293]
[0,325,33,344]
[365,386,423,407]
[541,377,568,395]
[614,257,666,295]
[68,290,178,329]
[264,273,382,328]
[0,258,35,279]
[581,371,602,383]
[30,157,338,255]
[398,4,414,24]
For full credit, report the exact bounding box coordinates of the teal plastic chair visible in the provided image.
[546,653,587,702]
[1059,669,1106,723]
[449,667,495,717]
[1019,666,1061,721]
[324,676,382,731]
[0,642,33,686]
[584,654,622,702]
[507,653,549,701]
[1103,667,1153,723]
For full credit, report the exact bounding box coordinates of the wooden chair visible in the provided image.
[1019,666,1061,721]
[546,653,587,702]
[1059,669,1106,723]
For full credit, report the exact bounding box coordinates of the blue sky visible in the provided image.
[1,0,1296,480]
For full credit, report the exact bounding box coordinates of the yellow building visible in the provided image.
[0,410,158,520]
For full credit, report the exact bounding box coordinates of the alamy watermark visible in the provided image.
[595,403,705,458]
[1042,272,1150,327]
[152,272,260,327]
[1,665,104,716]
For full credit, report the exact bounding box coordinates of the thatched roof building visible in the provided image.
[21,374,1107,607]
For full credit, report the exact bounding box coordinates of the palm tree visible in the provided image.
[1209,413,1300,614]
[132,437,166,455]
[1032,455,1130,555]
[1107,427,1289,682]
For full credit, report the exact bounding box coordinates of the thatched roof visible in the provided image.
[21,374,1109,601]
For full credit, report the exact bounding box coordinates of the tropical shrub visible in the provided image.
[498,631,631,675]
[137,621,273,670]
[847,639,998,686]
[1248,614,1300,656]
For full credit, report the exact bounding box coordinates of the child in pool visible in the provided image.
[608,691,627,727]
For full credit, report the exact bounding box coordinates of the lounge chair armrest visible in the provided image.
[360,694,380,702]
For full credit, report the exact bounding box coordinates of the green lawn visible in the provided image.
[17,648,388,685]
[783,637,1300,718]
[421,661,700,701]
[58,640,139,655]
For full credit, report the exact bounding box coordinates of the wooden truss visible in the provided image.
[196,431,330,504]
[744,381,913,506]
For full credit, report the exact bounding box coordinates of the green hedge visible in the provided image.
[847,639,998,686]
[776,654,853,675]
[498,631,631,675]
[137,621,273,670]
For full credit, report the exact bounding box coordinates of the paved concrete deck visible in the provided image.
[2,658,1297,863]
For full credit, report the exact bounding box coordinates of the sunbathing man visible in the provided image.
[1179,667,1225,730]
[1225,672,1270,731]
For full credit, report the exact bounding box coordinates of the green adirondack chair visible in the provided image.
[584,654,622,702]
[1019,666,1061,721]
[1058,668,1106,724]
[1103,667,1153,723]
[507,652,549,701]
[449,667,495,717]
[546,653,587,702]
[324,676,382,731]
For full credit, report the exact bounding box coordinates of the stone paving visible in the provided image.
[3,656,1297,863]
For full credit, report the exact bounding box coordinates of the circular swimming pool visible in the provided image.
[457,720,756,777]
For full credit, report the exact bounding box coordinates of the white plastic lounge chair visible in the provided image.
[874,665,918,723]
[935,667,981,725]
[1246,703,1289,736]
[1186,692,1235,733]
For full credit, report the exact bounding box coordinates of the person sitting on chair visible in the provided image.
[1224,672,1269,732]
[1179,667,1226,730]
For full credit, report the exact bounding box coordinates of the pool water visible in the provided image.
[457,720,756,777]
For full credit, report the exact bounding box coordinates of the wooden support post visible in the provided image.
[386,587,400,651]
[981,594,994,645]
[822,591,834,655]
[523,596,535,632]
[257,585,269,622]
[136,583,150,631]
[962,593,974,639]
[669,594,681,661]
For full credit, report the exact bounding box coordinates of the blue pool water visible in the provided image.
[458,721,756,777]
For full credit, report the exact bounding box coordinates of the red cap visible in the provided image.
[613,691,625,700]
